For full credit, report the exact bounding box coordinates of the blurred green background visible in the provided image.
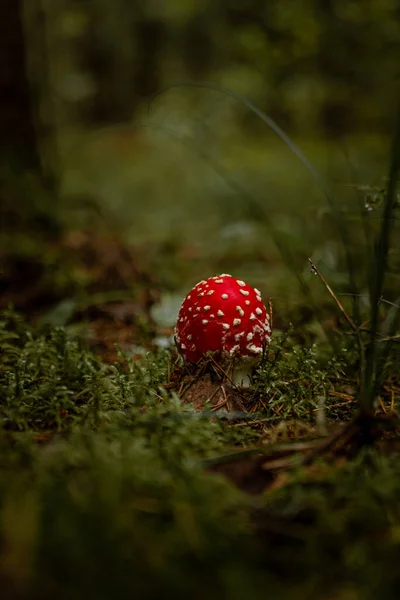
[2,4,400,599]
[1,0,400,319]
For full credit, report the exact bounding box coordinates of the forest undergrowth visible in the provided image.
[0,272,399,600]
[1,98,400,599]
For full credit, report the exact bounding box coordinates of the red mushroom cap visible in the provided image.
[175,274,271,364]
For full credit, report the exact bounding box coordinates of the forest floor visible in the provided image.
[1,129,400,599]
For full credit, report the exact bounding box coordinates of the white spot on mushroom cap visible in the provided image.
[181,343,186,349]
[207,290,214,295]
[196,307,201,312]
[247,332,253,341]
[217,309,224,317]
[233,318,241,326]
[254,288,261,296]
[202,319,209,325]
[198,292,205,297]
[255,307,263,315]
[221,294,229,299]
[247,343,263,354]
[236,306,245,317]
[239,289,250,296]
[245,300,250,305]
[187,334,193,340]
[222,323,230,330]
[229,345,240,356]
[236,280,245,287]
[234,332,245,340]
[214,279,224,284]
[204,305,211,311]
[249,313,256,321]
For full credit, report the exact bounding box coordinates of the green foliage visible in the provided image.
[0,310,167,431]
[0,309,253,452]
[251,331,348,421]
[0,311,266,598]
[0,432,257,600]
[263,451,400,599]
[1,312,400,599]
[361,106,400,414]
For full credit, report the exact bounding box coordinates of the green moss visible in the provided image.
[0,309,399,599]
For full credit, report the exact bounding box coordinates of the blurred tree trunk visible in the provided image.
[81,0,136,124]
[132,16,166,106]
[0,0,60,235]
[314,0,354,137]
[0,0,42,172]
[0,0,58,189]
[81,1,166,125]
[182,14,214,78]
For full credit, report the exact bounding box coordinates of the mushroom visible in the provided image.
[175,274,271,386]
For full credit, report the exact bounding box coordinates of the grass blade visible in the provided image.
[361,99,400,415]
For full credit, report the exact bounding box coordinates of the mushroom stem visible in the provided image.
[228,359,257,388]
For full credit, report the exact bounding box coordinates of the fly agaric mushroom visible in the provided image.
[175,274,271,386]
